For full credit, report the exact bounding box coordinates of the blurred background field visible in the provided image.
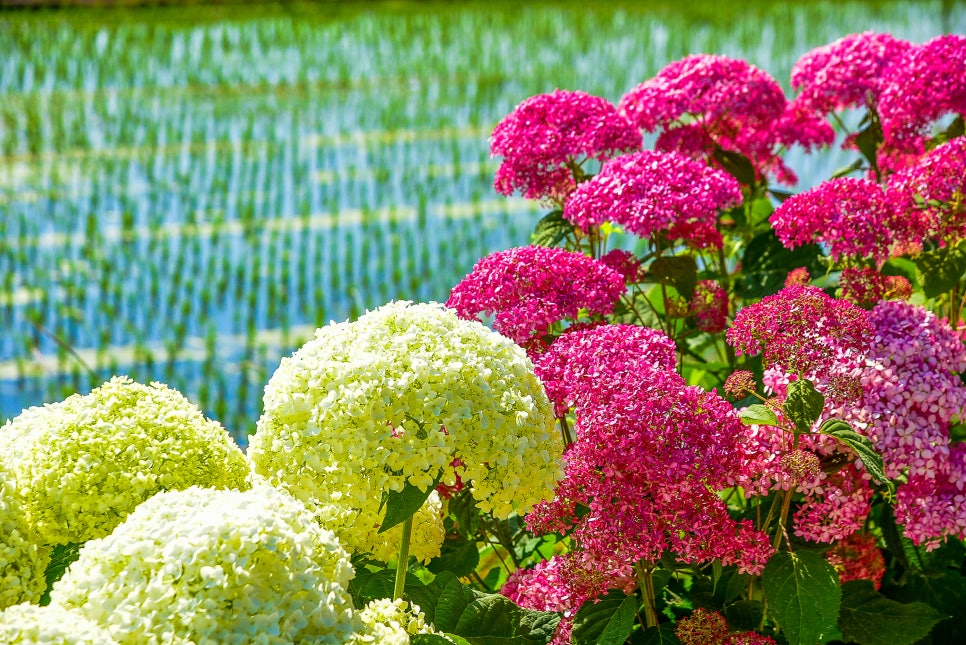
[1,0,964,444]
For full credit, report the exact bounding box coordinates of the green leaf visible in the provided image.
[819,419,890,488]
[712,146,758,186]
[449,489,482,539]
[734,231,825,299]
[439,636,473,645]
[634,624,680,644]
[914,240,966,299]
[379,471,444,533]
[761,550,841,645]
[738,404,779,427]
[428,536,481,578]
[413,635,463,645]
[830,158,865,179]
[725,600,766,632]
[572,590,638,645]
[887,571,966,644]
[853,122,883,167]
[838,580,946,645]
[532,210,575,247]
[40,542,83,606]
[784,379,824,434]
[648,255,698,300]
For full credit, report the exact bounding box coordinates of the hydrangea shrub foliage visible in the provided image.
[2,28,966,645]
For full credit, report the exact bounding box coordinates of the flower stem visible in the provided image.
[634,561,660,629]
[393,516,414,601]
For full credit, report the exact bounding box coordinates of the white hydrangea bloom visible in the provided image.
[0,602,116,644]
[248,301,562,561]
[0,475,50,609]
[50,485,358,645]
[349,598,437,644]
[0,377,250,544]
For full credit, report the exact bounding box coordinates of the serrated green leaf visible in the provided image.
[738,404,779,426]
[914,240,966,299]
[439,635,473,645]
[819,419,890,488]
[648,255,698,300]
[887,571,966,644]
[428,536,481,578]
[762,550,841,645]
[379,472,444,533]
[713,146,758,186]
[532,210,575,247]
[854,122,883,167]
[572,590,638,645]
[725,600,766,632]
[734,231,825,299]
[412,635,462,645]
[785,379,824,434]
[40,542,82,606]
[839,580,946,645]
[634,623,680,645]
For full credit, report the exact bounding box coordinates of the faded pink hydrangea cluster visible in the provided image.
[879,34,966,152]
[727,284,872,376]
[839,267,913,307]
[888,136,966,243]
[534,323,677,416]
[618,54,833,184]
[790,31,913,115]
[690,280,730,332]
[825,532,886,590]
[563,150,742,249]
[769,177,924,265]
[528,351,772,598]
[446,245,626,346]
[490,89,642,201]
[675,608,779,645]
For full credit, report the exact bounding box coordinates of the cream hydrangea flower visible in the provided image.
[50,485,358,645]
[248,301,562,561]
[0,475,50,609]
[0,603,116,644]
[349,599,438,644]
[0,377,250,544]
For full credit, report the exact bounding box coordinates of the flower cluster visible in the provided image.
[446,245,626,346]
[490,89,642,201]
[790,31,913,115]
[675,608,778,645]
[825,532,886,590]
[839,267,912,307]
[529,351,772,593]
[248,301,563,562]
[349,599,437,645]
[0,376,250,545]
[50,485,359,644]
[888,136,966,243]
[0,603,116,645]
[879,34,966,151]
[533,323,677,416]
[727,285,872,375]
[690,280,730,332]
[769,177,923,265]
[563,150,742,249]
[0,475,49,610]
[618,54,833,184]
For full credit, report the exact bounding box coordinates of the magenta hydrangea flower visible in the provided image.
[563,150,742,249]
[769,177,924,264]
[879,34,966,150]
[825,532,886,590]
[528,363,772,578]
[790,32,914,115]
[446,245,626,346]
[619,54,833,184]
[888,136,966,242]
[727,285,872,375]
[599,249,643,284]
[690,280,729,333]
[534,323,677,416]
[490,89,642,201]
[839,267,912,308]
[895,442,966,548]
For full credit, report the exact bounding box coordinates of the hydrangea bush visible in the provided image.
[1,27,965,645]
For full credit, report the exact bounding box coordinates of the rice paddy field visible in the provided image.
[2,0,964,444]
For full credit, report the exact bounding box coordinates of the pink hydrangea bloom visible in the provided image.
[528,363,772,578]
[675,609,730,645]
[879,34,966,150]
[839,267,912,307]
[690,280,729,333]
[599,249,643,284]
[770,177,925,264]
[727,633,780,645]
[619,54,833,184]
[563,150,742,249]
[888,136,966,243]
[534,323,677,416]
[792,462,875,543]
[500,558,579,645]
[895,442,966,548]
[790,32,914,114]
[825,532,886,590]
[446,245,626,346]
[727,285,872,375]
[490,89,642,201]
